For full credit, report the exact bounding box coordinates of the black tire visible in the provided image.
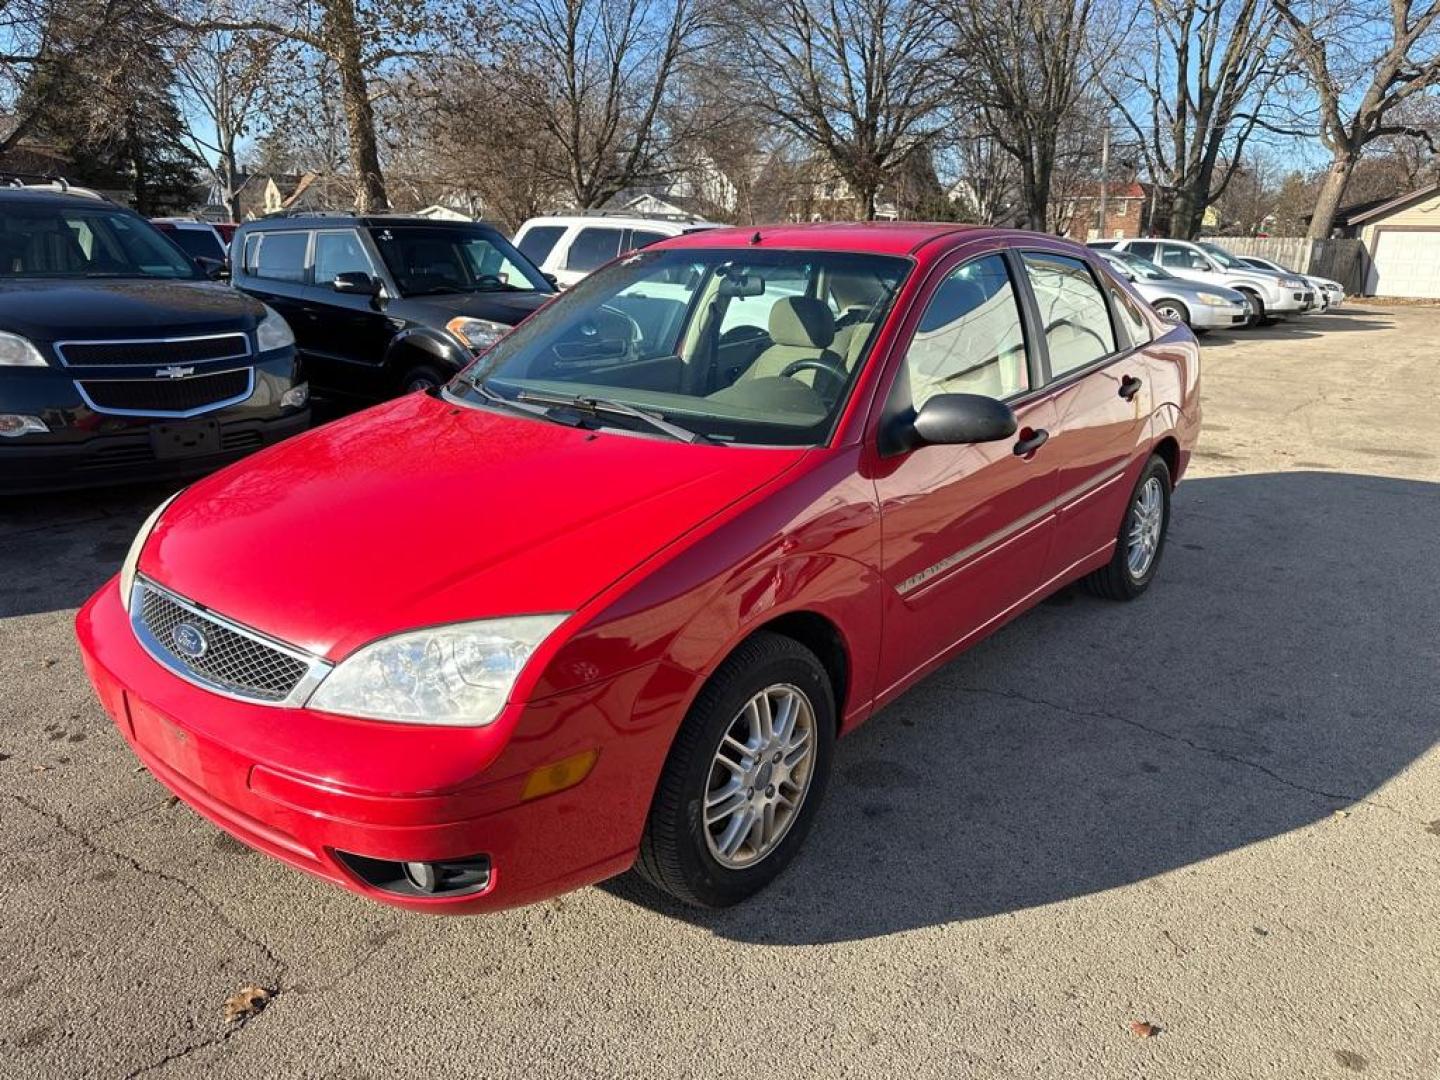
[1239,290,1266,328]
[1081,454,1172,601]
[1153,299,1189,326]
[398,363,445,394]
[635,631,836,908]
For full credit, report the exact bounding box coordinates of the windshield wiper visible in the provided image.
[515,390,715,444]
[459,378,583,427]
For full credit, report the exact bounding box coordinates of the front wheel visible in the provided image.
[398,363,445,394]
[635,632,836,907]
[1153,299,1189,326]
[1081,454,1172,601]
[1240,291,1266,328]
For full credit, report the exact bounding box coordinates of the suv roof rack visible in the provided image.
[259,208,360,219]
[0,173,111,201]
[549,207,712,225]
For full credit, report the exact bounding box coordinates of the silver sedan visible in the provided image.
[1100,249,1250,331]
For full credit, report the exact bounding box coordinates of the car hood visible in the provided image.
[1145,277,1247,304]
[140,391,807,660]
[0,278,265,341]
[398,289,554,328]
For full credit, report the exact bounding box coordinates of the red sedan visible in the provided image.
[76,224,1200,912]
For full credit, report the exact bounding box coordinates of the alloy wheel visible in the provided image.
[1127,476,1165,579]
[703,683,816,869]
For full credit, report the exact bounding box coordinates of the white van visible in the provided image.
[514,212,724,287]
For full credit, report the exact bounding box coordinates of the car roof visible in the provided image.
[658,221,1050,258]
[519,214,718,229]
[0,188,120,208]
[238,215,501,231]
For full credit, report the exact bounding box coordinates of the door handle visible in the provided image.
[1013,428,1049,456]
[1119,374,1143,401]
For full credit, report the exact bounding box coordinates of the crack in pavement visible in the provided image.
[7,793,288,973]
[952,684,1406,816]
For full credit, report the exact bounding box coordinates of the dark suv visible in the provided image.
[231,214,557,401]
[0,184,308,495]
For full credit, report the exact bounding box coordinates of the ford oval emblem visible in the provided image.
[172,622,208,659]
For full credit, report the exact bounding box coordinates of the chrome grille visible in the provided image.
[131,579,329,706]
[76,368,253,417]
[56,333,251,368]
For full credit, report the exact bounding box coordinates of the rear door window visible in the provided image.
[1127,241,1157,261]
[1021,252,1117,378]
[565,227,623,272]
[516,225,565,265]
[250,231,309,283]
[628,230,667,250]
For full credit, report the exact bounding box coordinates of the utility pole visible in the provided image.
[1096,124,1110,241]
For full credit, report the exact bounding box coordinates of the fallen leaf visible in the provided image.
[222,985,273,1023]
[41,658,57,669]
[1129,1020,1161,1039]
[1424,820,1440,837]
[30,764,50,773]
[164,796,179,808]
[1333,809,1350,819]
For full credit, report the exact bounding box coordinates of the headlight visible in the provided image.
[1196,292,1231,306]
[256,306,295,351]
[280,382,309,409]
[0,331,47,367]
[1279,277,1304,289]
[446,317,511,352]
[118,492,181,612]
[307,615,568,726]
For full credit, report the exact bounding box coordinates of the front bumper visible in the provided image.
[75,580,669,913]
[1188,300,1250,330]
[0,351,306,495]
[1267,289,1309,315]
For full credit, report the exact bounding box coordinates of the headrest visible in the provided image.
[768,296,835,348]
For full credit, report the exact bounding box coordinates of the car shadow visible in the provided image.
[0,482,181,619]
[607,470,1440,943]
[1199,308,1392,347]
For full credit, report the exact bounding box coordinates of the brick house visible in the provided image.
[1060,182,1149,242]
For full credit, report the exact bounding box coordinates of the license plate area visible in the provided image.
[150,420,220,459]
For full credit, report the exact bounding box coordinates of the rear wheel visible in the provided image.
[1081,454,1172,601]
[635,632,835,907]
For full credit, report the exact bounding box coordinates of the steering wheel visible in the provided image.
[779,357,849,396]
[475,273,504,290]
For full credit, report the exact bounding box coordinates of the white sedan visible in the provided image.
[1099,250,1250,331]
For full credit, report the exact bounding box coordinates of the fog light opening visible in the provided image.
[334,850,492,899]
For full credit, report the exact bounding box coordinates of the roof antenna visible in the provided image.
[749,230,762,245]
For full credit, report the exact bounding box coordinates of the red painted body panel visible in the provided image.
[76,224,1201,913]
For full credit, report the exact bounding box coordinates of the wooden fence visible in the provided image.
[1219,237,1371,296]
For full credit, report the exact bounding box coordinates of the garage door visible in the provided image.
[1372,230,1440,298]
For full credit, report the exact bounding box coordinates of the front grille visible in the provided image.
[77,369,251,415]
[135,582,319,703]
[56,333,250,367]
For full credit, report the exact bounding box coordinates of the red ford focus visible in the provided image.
[76,224,1199,912]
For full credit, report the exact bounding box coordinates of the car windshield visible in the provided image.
[0,204,201,280]
[1197,242,1249,270]
[368,225,551,296]
[450,247,912,446]
[1109,250,1175,281]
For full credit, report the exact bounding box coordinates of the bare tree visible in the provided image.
[729,0,949,220]
[1275,0,1440,237]
[179,0,462,211]
[170,21,283,219]
[941,121,1020,224]
[1109,0,1293,238]
[942,0,1118,231]
[479,0,711,210]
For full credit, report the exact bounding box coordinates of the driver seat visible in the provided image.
[736,297,840,389]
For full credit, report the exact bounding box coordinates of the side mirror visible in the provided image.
[885,393,1018,455]
[333,271,380,295]
[195,256,229,281]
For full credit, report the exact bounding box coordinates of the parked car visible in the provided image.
[231,213,557,401]
[150,218,229,267]
[1098,248,1249,331]
[78,224,1199,913]
[0,183,307,495]
[514,210,723,287]
[1240,255,1345,310]
[1092,237,1312,325]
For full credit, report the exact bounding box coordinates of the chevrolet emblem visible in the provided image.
[156,365,195,379]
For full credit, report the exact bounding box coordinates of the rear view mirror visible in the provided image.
[884,393,1018,455]
[718,273,765,299]
[333,271,380,295]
